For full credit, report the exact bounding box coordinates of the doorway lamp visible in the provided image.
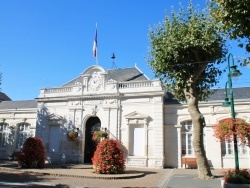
[222,53,242,171]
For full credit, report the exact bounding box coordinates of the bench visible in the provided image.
[181,157,197,169]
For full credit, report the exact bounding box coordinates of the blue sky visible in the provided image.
[0,0,250,101]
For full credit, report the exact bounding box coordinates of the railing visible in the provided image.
[42,87,72,94]
[40,80,161,96]
[106,129,123,145]
[118,80,155,89]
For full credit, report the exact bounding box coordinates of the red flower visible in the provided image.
[214,118,250,146]
[17,137,46,168]
[92,139,125,174]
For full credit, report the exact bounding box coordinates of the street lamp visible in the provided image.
[222,53,241,171]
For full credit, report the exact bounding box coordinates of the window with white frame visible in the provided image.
[181,120,206,156]
[0,123,9,149]
[221,139,249,156]
[16,123,31,149]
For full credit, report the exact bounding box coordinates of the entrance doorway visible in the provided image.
[84,117,101,163]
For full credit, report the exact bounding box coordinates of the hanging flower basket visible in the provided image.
[214,118,250,146]
[92,130,108,142]
[67,130,78,141]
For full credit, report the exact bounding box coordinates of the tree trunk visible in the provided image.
[187,95,213,179]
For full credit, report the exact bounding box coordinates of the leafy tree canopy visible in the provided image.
[148,2,227,102]
[210,0,250,64]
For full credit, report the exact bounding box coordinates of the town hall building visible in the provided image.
[0,65,249,169]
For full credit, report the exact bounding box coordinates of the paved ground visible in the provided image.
[0,160,224,188]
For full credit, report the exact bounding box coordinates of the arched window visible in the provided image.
[0,123,9,149]
[181,120,193,155]
[16,123,31,149]
[181,120,206,156]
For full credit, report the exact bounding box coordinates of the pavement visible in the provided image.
[0,160,224,188]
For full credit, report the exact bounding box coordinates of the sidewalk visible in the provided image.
[0,160,224,188]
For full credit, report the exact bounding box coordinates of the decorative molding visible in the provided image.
[91,105,98,116]
[104,99,117,104]
[46,113,64,124]
[125,111,149,125]
[125,111,149,119]
[88,71,101,91]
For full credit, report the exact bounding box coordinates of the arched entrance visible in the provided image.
[84,117,101,163]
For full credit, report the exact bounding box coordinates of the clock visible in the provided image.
[88,72,101,91]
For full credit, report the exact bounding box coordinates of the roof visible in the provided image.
[63,67,149,87]
[106,67,148,82]
[0,100,37,110]
[0,92,11,101]
[164,87,250,104]
[208,87,250,101]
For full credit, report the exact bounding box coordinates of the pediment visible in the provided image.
[46,113,64,120]
[124,111,149,119]
[82,65,105,75]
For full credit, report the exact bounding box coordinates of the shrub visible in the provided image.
[91,139,125,174]
[17,137,46,168]
[223,169,250,184]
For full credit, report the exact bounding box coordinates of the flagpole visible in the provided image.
[96,47,98,66]
[96,23,98,65]
[93,23,98,65]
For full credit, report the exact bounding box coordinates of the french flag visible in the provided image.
[93,27,97,57]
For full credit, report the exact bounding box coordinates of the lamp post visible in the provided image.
[222,53,241,171]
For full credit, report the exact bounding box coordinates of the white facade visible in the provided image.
[0,101,37,159]
[34,65,165,168]
[164,100,250,169]
[0,65,249,169]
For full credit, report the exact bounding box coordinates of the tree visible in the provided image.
[210,0,250,65]
[147,3,227,179]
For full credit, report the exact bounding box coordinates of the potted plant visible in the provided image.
[92,130,108,142]
[67,129,78,141]
[221,169,250,188]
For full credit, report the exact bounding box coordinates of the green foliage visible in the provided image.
[92,139,125,174]
[148,1,227,102]
[17,137,46,168]
[210,0,250,65]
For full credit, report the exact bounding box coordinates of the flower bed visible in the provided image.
[221,169,250,188]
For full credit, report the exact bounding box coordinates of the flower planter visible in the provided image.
[67,131,78,141]
[92,130,108,142]
[221,179,250,188]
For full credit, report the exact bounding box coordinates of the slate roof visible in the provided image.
[208,87,250,101]
[63,67,148,86]
[164,87,250,104]
[0,92,11,101]
[0,100,37,110]
[106,67,148,82]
